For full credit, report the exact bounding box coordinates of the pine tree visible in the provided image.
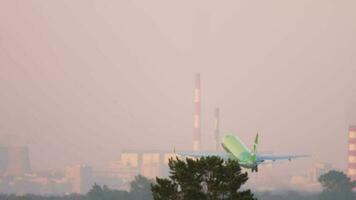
[151,156,255,200]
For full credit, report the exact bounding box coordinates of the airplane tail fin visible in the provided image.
[252,133,259,161]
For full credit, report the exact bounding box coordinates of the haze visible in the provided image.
[0,0,355,173]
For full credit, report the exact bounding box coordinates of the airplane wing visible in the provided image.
[256,154,309,163]
[177,151,230,160]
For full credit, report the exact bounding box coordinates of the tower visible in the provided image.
[193,73,201,151]
[214,108,220,151]
[348,126,356,182]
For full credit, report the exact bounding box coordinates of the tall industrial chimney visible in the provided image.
[193,73,201,151]
[214,108,220,151]
[348,126,356,182]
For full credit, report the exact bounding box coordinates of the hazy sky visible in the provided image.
[0,0,356,173]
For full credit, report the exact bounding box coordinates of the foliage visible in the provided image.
[151,156,255,200]
[318,170,355,192]
[130,175,154,200]
[0,175,153,200]
[1,170,355,200]
[256,191,318,200]
[86,175,153,200]
[318,170,356,200]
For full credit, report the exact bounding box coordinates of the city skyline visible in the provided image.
[0,0,356,176]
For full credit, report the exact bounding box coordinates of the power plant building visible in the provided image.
[0,146,31,176]
[348,126,356,182]
[114,151,176,180]
[65,165,93,194]
[0,147,8,174]
[6,147,31,176]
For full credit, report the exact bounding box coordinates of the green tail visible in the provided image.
[251,133,259,162]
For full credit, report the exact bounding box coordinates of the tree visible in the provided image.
[87,183,103,200]
[87,183,131,200]
[130,175,153,200]
[318,170,356,200]
[151,156,255,200]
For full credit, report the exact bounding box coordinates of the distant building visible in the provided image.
[307,162,332,183]
[348,126,356,181]
[287,162,333,192]
[121,153,140,168]
[0,147,8,174]
[0,146,31,176]
[141,153,161,179]
[108,160,139,182]
[65,165,93,194]
[113,151,177,181]
[5,146,31,176]
[0,172,71,195]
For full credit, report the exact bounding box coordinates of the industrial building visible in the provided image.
[307,162,332,183]
[0,146,31,176]
[113,150,176,181]
[111,74,223,183]
[0,147,8,173]
[65,165,93,194]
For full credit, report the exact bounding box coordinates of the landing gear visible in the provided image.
[251,165,258,173]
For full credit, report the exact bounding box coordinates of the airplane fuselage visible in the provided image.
[179,134,308,173]
[221,135,259,171]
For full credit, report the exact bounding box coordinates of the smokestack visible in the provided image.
[214,108,220,151]
[348,126,356,182]
[193,73,201,151]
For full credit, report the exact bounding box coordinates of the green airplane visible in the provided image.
[178,134,309,172]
